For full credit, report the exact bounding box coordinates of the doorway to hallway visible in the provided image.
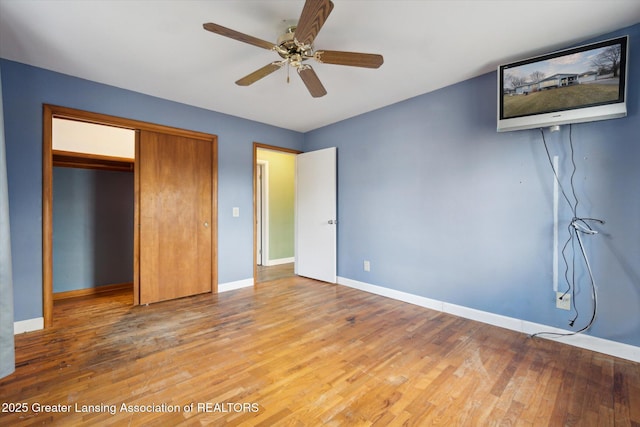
[254,143,299,283]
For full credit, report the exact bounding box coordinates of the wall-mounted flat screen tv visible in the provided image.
[497,36,628,132]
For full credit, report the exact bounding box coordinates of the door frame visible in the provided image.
[252,143,301,283]
[43,104,218,327]
[256,160,268,266]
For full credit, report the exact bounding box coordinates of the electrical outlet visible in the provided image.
[556,292,571,310]
[363,260,370,272]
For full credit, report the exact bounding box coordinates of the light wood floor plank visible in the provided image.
[1,276,638,426]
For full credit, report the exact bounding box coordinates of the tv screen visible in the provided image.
[497,36,628,132]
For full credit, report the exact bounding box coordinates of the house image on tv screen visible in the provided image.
[514,73,579,94]
[512,71,615,95]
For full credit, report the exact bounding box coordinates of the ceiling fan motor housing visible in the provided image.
[276,25,313,64]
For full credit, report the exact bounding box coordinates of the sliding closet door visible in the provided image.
[138,130,214,304]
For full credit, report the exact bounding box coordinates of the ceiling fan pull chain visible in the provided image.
[287,63,290,84]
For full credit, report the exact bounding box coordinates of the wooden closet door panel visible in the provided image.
[139,131,212,304]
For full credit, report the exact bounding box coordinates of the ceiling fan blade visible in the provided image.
[298,66,327,98]
[236,62,284,86]
[203,22,275,50]
[295,0,334,46]
[314,50,384,68]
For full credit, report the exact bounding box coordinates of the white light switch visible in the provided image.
[232,207,240,217]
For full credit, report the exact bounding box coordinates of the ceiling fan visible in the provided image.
[203,0,383,98]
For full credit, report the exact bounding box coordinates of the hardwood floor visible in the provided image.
[256,263,295,283]
[1,276,638,426]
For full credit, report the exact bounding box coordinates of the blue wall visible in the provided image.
[2,23,638,348]
[53,167,134,292]
[1,59,303,321]
[305,24,640,347]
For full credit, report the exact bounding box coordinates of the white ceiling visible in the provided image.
[1,0,639,132]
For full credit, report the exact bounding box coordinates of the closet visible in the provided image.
[43,105,218,326]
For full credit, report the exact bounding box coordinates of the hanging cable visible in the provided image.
[541,127,576,309]
[540,128,574,211]
[531,125,603,339]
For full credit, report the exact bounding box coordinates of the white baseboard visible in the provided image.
[14,317,44,334]
[337,276,640,363]
[14,278,639,362]
[265,257,295,267]
[218,278,254,293]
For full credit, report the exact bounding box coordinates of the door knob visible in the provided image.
[204,221,209,228]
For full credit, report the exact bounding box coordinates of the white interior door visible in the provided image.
[295,147,337,283]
